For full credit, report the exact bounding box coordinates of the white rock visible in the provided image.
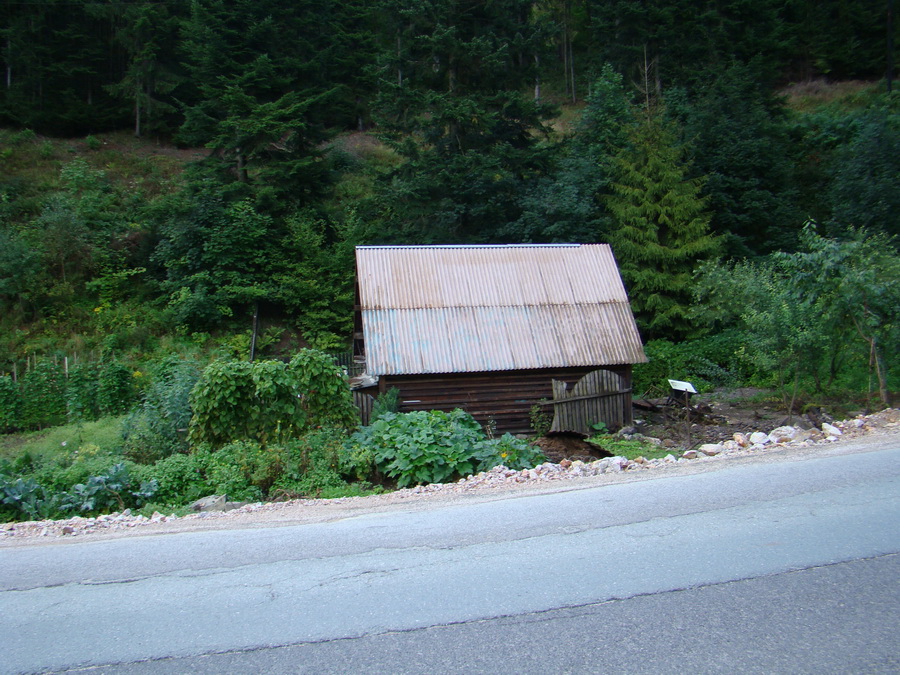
[699,443,724,456]
[768,426,797,443]
[610,456,629,471]
[683,449,699,459]
[749,431,770,445]
[822,422,842,436]
[733,433,749,447]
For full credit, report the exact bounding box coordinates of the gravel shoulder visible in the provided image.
[2,410,897,548]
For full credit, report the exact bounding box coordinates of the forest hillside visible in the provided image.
[1,0,898,416]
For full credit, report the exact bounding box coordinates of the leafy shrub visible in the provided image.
[19,361,66,429]
[370,387,400,420]
[209,441,281,500]
[0,375,21,432]
[59,463,157,513]
[138,450,215,506]
[0,476,58,520]
[122,356,201,462]
[10,128,37,145]
[272,427,348,497]
[633,331,749,396]
[346,409,543,488]
[66,362,100,422]
[189,349,357,449]
[473,433,545,472]
[0,462,158,521]
[529,401,552,437]
[97,360,136,415]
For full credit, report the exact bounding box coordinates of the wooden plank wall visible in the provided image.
[550,369,630,435]
[379,366,631,435]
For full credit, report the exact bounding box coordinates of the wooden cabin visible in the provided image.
[352,244,647,435]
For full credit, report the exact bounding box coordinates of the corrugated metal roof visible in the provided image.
[356,244,647,375]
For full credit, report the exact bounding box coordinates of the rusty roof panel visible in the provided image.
[356,244,647,376]
[356,244,629,309]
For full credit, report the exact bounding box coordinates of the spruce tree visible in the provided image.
[604,109,721,339]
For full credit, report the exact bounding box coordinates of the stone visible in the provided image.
[749,431,770,445]
[610,456,629,471]
[733,433,749,447]
[822,422,842,437]
[791,429,816,443]
[190,495,227,512]
[767,426,797,444]
[662,439,677,448]
[664,454,677,463]
[682,449,699,459]
[699,443,724,456]
[722,440,741,452]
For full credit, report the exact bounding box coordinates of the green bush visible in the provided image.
[122,356,201,463]
[20,361,66,429]
[272,427,348,497]
[189,349,358,449]
[208,441,280,500]
[0,376,21,432]
[97,361,136,416]
[347,409,543,488]
[633,331,751,396]
[66,362,100,422]
[138,450,215,506]
[0,462,158,521]
[473,433,546,471]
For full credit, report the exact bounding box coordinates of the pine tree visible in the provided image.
[371,0,554,243]
[605,109,721,339]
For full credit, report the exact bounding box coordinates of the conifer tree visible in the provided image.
[605,109,721,339]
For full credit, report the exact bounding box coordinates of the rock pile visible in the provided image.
[2,408,897,541]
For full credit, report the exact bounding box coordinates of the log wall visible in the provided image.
[370,365,632,435]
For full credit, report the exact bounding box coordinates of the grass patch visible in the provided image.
[587,435,673,461]
[0,415,127,464]
[781,79,893,114]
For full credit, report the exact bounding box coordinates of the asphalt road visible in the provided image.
[2,438,898,674]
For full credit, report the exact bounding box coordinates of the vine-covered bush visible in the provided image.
[65,362,100,422]
[97,361,136,415]
[189,349,357,449]
[345,409,544,488]
[1,359,140,432]
[19,361,67,429]
[0,376,21,432]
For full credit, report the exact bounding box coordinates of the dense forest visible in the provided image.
[1,0,898,405]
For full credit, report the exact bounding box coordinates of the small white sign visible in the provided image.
[668,379,697,394]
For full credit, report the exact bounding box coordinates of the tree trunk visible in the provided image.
[134,88,141,137]
[854,315,892,408]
